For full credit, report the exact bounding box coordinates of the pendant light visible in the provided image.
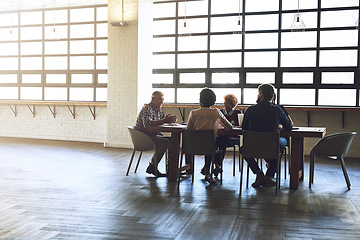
[119,0,128,26]
[49,0,60,39]
[7,0,16,41]
[235,0,245,34]
[290,0,306,32]
[179,0,191,37]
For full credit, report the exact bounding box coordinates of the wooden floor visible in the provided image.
[0,137,359,240]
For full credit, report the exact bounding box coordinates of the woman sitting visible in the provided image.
[186,88,233,184]
[214,94,242,177]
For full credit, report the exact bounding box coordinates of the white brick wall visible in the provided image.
[106,0,152,148]
[0,105,107,142]
[0,0,152,147]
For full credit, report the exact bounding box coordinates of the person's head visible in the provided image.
[150,91,164,109]
[200,88,216,107]
[224,94,238,112]
[257,83,275,102]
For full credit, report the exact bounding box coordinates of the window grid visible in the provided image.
[152,0,360,107]
[0,4,108,102]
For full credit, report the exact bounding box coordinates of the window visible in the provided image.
[0,4,107,101]
[153,0,360,107]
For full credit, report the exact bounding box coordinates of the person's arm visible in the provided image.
[149,114,177,126]
[218,109,233,131]
[279,108,293,131]
[279,105,294,126]
[142,107,176,129]
[186,111,194,130]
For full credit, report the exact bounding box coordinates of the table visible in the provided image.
[148,124,326,189]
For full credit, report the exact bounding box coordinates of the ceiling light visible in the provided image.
[291,0,306,32]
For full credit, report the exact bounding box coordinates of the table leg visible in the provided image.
[167,132,181,181]
[290,137,304,189]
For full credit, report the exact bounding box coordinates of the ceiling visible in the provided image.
[0,0,108,11]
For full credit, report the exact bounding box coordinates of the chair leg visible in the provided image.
[238,147,241,172]
[134,151,143,173]
[275,156,281,195]
[233,146,236,176]
[240,157,244,196]
[219,150,223,184]
[165,150,169,174]
[339,156,351,190]
[309,155,314,188]
[284,148,287,179]
[177,152,184,188]
[246,161,250,189]
[192,157,195,183]
[126,149,136,176]
[277,157,281,189]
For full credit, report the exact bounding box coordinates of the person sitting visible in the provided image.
[186,88,233,184]
[213,94,242,177]
[242,83,293,187]
[134,91,177,177]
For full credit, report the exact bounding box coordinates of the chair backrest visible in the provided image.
[127,126,155,151]
[311,132,357,158]
[181,129,217,156]
[242,131,280,159]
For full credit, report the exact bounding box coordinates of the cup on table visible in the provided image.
[237,113,244,127]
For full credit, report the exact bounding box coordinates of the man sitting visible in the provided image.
[134,91,177,177]
[242,83,293,187]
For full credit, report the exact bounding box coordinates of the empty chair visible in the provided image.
[126,126,157,176]
[240,131,281,195]
[309,132,357,190]
[178,129,222,186]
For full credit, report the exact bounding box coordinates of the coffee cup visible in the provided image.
[237,113,244,127]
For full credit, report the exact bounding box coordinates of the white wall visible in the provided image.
[0,104,107,142]
[0,0,152,148]
[106,0,152,148]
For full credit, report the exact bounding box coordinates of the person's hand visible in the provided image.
[278,124,283,130]
[164,114,177,123]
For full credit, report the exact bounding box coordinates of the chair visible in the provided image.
[126,126,158,176]
[309,132,356,190]
[240,131,281,195]
[247,142,289,187]
[178,129,222,186]
[231,144,241,176]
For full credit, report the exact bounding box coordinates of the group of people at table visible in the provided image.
[134,83,294,188]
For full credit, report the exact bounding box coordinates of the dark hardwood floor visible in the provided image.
[0,137,359,239]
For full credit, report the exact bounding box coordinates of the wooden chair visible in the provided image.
[178,129,222,186]
[309,132,357,190]
[240,131,281,195]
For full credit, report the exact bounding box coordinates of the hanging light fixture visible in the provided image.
[119,0,128,26]
[179,0,191,37]
[290,0,306,32]
[7,0,16,41]
[49,0,60,39]
[110,0,127,26]
[234,0,245,34]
